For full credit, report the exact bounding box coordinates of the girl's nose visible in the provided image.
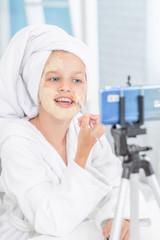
[59,80,71,92]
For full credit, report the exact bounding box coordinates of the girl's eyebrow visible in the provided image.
[46,71,85,75]
[72,71,85,75]
[46,71,59,75]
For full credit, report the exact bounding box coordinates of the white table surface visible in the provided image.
[29,200,160,240]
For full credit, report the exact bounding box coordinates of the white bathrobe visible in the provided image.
[0,113,124,240]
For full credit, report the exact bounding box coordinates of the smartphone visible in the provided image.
[100,84,160,125]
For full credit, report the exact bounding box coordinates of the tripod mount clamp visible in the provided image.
[111,86,152,159]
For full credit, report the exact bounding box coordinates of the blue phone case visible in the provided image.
[100,85,160,125]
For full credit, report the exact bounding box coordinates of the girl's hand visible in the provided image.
[102,219,130,240]
[75,113,105,168]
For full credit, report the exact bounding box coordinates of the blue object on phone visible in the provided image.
[100,84,160,125]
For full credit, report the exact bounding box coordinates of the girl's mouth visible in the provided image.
[54,97,74,107]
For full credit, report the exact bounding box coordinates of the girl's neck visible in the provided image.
[30,112,71,147]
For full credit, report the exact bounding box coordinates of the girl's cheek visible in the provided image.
[77,92,86,104]
[43,80,58,88]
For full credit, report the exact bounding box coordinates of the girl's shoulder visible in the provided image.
[0,118,44,148]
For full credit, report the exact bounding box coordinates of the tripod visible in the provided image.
[109,91,160,240]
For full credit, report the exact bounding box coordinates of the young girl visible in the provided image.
[0,24,132,240]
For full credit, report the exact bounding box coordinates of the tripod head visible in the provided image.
[111,83,152,161]
[111,125,152,158]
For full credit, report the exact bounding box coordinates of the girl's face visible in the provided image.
[39,51,87,120]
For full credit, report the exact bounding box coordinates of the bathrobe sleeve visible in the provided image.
[0,135,112,237]
[84,135,123,228]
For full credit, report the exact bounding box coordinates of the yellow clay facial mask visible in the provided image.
[39,85,80,120]
[38,51,86,120]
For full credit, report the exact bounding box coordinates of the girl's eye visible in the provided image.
[50,78,59,82]
[72,79,82,83]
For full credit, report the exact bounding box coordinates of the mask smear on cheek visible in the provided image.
[39,79,80,120]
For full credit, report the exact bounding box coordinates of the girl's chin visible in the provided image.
[48,107,80,120]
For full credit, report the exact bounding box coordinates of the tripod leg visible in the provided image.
[147,174,160,208]
[110,168,130,240]
[130,173,140,240]
[142,160,160,208]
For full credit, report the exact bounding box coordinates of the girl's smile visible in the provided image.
[54,95,75,107]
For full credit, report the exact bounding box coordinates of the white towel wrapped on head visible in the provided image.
[0,24,91,129]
